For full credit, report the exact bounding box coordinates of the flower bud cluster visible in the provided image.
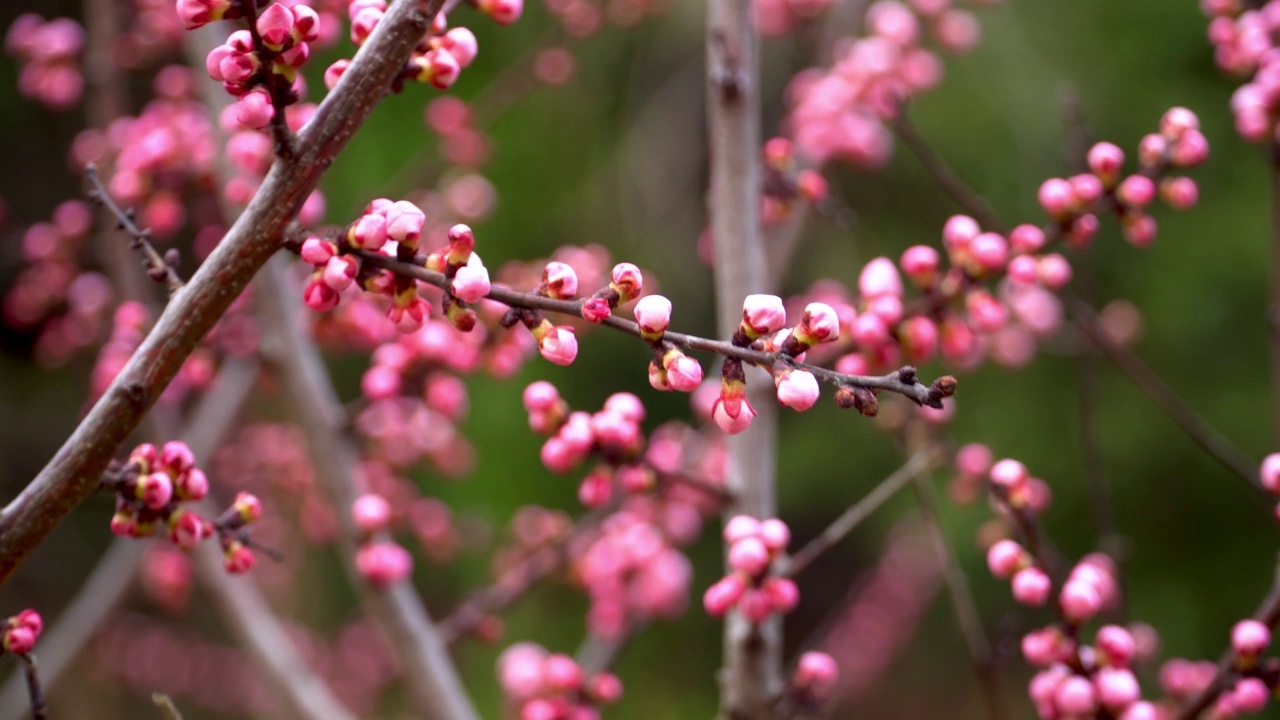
[331,1,484,93]
[1257,452,1280,519]
[202,3,319,129]
[703,516,798,622]
[783,0,995,166]
[1204,1,1280,144]
[105,441,263,574]
[759,138,829,226]
[1027,624,1151,720]
[787,651,839,712]
[5,14,84,110]
[1,610,42,656]
[90,302,218,407]
[351,492,415,588]
[497,642,622,720]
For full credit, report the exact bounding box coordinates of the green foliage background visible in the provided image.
[0,0,1276,717]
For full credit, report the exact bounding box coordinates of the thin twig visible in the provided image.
[84,164,185,295]
[894,112,1006,233]
[17,656,44,720]
[1067,295,1263,493]
[352,250,956,408]
[785,449,933,576]
[912,469,1010,720]
[1173,553,1280,720]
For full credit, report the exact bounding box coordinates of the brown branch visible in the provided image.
[1066,295,1263,494]
[84,164,186,295]
[1173,554,1280,720]
[18,656,44,720]
[353,250,953,407]
[254,256,479,720]
[912,468,1009,720]
[0,0,446,585]
[785,449,933,576]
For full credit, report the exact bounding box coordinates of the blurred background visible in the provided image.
[0,0,1276,718]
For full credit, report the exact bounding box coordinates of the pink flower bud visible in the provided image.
[703,574,746,616]
[742,294,787,336]
[350,211,388,250]
[1007,255,1039,284]
[418,47,461,89]
[1088,142,1126,183]
[901,316,938,364]
[1096,625,1136,667]
[664,354,703,392]
[1056,675,1099,715]
[1069,173,1104,206]
[1009,224,1047,253]
[712,396,756,434]
[384,200,426,245]
[1038,178,1074,219]
[728,536,771,575]
[989,458,1028,490]
[634,294,672,337]
[323,255,358,290]
[1232,619,1271,656]
[1038,254,1073,289]
[1122,214,1157,247]
[1095,667,1140,710]
[858,257,903,297]
[3,626,35,655]
[943,214,980,250]
[301,236,337,265]
[1117,175,1156,207]
[739,588,772,623]
[969,232,1008,274]
[798,302,840,344]
[177,0,233,29]
[168,509,212,550]
[543,261,578,299]
[1161,106,1200,139]
[900,245,940,287]
[1171,130,1209,167]
[352,494,393,534]
[137,472,174,510]
[233,491,263,524]
[759,519,790,552]
[1160,177,1199,210]
[175,468,209,501]
[304,279,339,311]
[442,27,479,67]
[324,59,351,89]
[794,652,837,701]
[1263,453,1280,493]
[955,443,993,477]
[724,515,761,544]
[523,381,560,413]
[1060,579,1103,622]
[1232,677,1269,713]
[452,263,491,304]
[775,369,820,411]
[543,654,583,691]
[235,89,275,130]
[160,441,195,474]
[356,541,413,587]
[222,541,255,574]
[763,577,799,613]
[986,539,1025,578]
[256,2,296,50]
[1022,627,1065,667]
[610,263,643,302]
[537,326,578,366]
[11,610,42,638]
[589,672,623,704]
[479,0,524,24]
[1012,567,1051,606]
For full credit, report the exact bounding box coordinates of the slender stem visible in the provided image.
[912,470,1009,720]
[1173,554,1280,720]
[786,450,933,576]
[1066,295,1263,493]
[84,165,185,294]
[255,256,479,720]
[353,250,954,407]
[894,112,1005,233]
[18,656,44,720]
[1270,141,1280,447]
[0,0,446,585]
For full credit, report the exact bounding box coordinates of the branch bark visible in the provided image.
[705,0,781,715]
[0,0,445,584]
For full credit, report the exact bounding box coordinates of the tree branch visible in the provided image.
[0,0,446,585]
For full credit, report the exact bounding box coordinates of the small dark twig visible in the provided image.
[785,449,934,576]
[84,164,185,295]
[19,656,45,720]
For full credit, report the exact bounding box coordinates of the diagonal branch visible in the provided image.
[0,0,446,585]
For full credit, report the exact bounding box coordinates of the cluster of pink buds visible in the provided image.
[1038,109,1206,248]
[784,651,839,713]
[783,0,993,166]
[760,138,829,226]
[579,262,642,323]
[632,294,705,393]
[1203,1,1280,143]
[351,493,415,588]
[703,516,798,622]
[201,2,319,130]
[577,509,693,638]
[497,642,622,720]
[1257,452,1280,519]
[1026,624,1157,719]
[525,384,647,486]
[1178,620,1277,717]
[5,14,84,110]
[1,610,42,657]
[104,441,263,573]
[328,1,481,92]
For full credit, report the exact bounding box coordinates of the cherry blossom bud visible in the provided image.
[858,257,903,297]
[1061,579,1103,622]
[168,508,212,550]
[589,672,623,704]
[634,294,672,339]
[175,468,208,501]
[349,211,388,250]
[759,519,790,552]
[1069,173,1104,206]
[1160,106,1200,139]
[1232,678,1269,713]
[543,654,583,691]
[353,494,393,534]
[955,443,992,476]
[1232,619,1270,657]
[324,59,350,89]
[986,539,1025,578]
[792,302,839,347]
[1171,130,1209,167]
[415,47,461,89]
[1160,177,1199,210]
[1038,178,1074,219]
[728,537,771,575]
[442,27,479,67]
[1095,667,1140,710]
[1097,625,1136,668]
[703,574,746,616]
[1117,175,1156,207]
[763,577,799,613]
[775,369,820,411]
[543,261,578,299]
[223,541,256,574]
[969,232,1008,274]
[1007,255,1039,284]
[136,472,174,510]
[235,89,275,130]
[1009,224,1046,253]
[2,626,35,655]
[1012,566,1051,606]
[301,236,337,265]
[384,201,426,246]
[1261,453,1280,493]
[160,441,195,474]
[664,352,703,392]
[741,294,787,338]
[581,297,611,322]
[990,458,1028,491]
[10,610,42,639]
[610,263,643,303]
[943,214,980,251]
[1088,142,1126,184]
[356,541,413,587]
[1056,676,1099,716]
[232,491,263,524]
[535,325,578,366]
[712,396,756,434]
[901,245,940,287]
[1038,254,1073,289]
[478,0,523,24]
[724,515,761,544]
[177,0,234,29]
[452,264,491,304]
[256,3,296,50]
[739,588,772,623]
[304,278,339,311]
[794,652,837,702]
[324,255,358,290]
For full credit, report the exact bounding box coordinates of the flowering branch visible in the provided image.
[0,0,446,585]
[348,248,954,407]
